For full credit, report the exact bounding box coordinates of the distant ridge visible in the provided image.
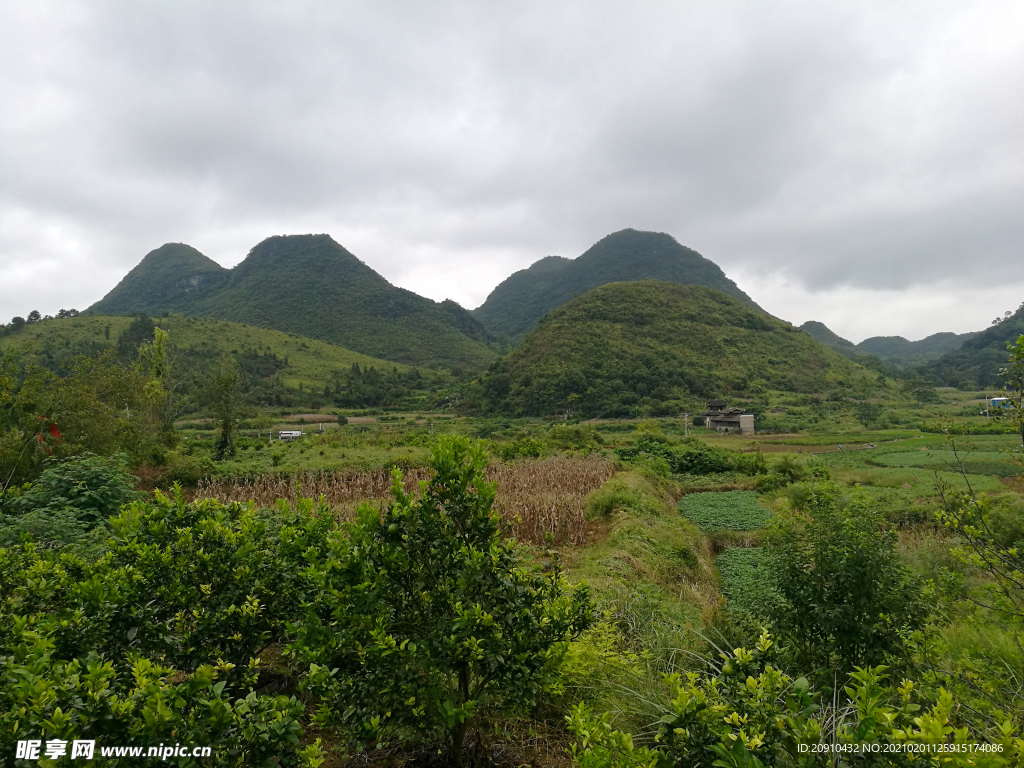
[468,281,873,418]
[88,234,495,370]
[799,320,977,368]
[472,229,763,340]
[858,331,976,367]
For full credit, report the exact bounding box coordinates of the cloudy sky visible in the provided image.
[2,1,1022,343]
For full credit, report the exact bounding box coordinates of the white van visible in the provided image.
[278,430,303,441]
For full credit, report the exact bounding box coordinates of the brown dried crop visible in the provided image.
[195,455,614,546]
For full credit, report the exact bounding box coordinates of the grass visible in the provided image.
[678,490,772,531]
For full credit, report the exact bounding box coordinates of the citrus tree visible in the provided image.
[292,435,594,766]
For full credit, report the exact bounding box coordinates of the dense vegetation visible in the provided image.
[467,281,879,417]
[472,229,763,340]
[84,235,497,370]
[0,313,457,413]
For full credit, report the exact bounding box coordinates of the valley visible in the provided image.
[2,228,1023,766]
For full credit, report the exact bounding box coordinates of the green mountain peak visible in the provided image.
[472,229,762,340]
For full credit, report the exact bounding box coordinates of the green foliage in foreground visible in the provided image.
[467,281,879,418]
[679,491,772,531]
[291,436,594,766]
[567,632,1024,768]
[0,493,333,766]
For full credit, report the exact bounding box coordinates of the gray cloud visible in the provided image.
[1,0,1022,341]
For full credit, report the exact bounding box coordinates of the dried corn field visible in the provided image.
[195,455,615,545]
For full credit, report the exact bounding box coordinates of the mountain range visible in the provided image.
[799,321,977,368]
[76,227,1016,390]
[88,235,495,371]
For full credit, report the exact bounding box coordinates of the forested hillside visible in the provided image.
[924,304,1024,387]
[0,313,451,412]
[469,280,876,417]
[472,229,762,340]
[87,235,496,370]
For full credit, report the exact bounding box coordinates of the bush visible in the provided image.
[1,491,336,682]
[493,435,548,460]
[0,618,311,768]
[770,484,926,675]
[584,475,664,519]
[158,450,213,486]
[290,436,594,766]
[0,454,141,555]
[568,631,1024,767]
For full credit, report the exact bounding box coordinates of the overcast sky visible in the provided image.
[2,1,1022,343]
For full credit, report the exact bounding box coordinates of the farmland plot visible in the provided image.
[196,454,614,545]
[716,546,780,619]
[679,490,772,531]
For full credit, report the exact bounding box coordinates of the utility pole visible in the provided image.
[683,412,689,437]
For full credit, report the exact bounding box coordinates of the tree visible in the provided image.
[9,317,24,333]
[137,327,181,444]
[26,310,40,324]
[293,436,593,766]
[998,334,1024,450]
[201,358,248,460]
[770,484,925,675]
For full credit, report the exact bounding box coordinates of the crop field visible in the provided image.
[715,546,780,619]
[196,454,614,545]
[870,449,1022,477]
[678,490,773,531]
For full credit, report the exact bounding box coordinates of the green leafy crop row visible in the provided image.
[679,491,773,531]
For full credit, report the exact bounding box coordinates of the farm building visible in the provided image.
[704,400,755,435]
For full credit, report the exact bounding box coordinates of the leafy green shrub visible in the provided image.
[568,632,1024,768]
[584,475,664,519]
[617,438,768,477]
[679,491,772,531]
[548,423,604,452]
[0,454,141,555]
[770,484,926,674]
[290,436,594,766]
[0,614,313,767]
[2,491,336,681]
[158,450,214,486]
[3,453,141,526]
[494,435,548,460]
